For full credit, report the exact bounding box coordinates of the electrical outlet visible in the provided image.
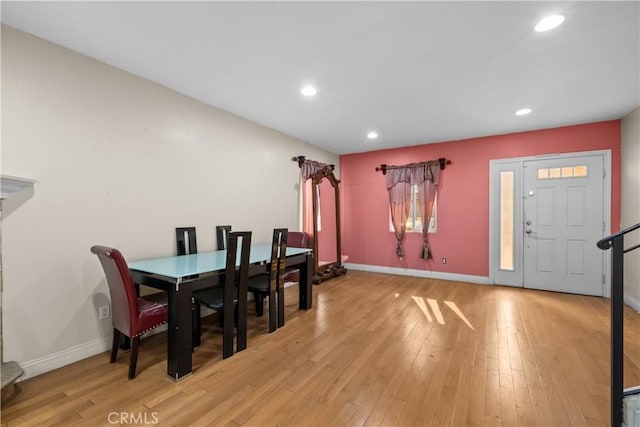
[99,305,110,320]
[441,257,447,264]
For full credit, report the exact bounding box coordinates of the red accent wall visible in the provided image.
[340,121,621,277]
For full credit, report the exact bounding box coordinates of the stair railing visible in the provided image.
[597,221,640,427]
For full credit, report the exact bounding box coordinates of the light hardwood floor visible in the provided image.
[2,270,640,426]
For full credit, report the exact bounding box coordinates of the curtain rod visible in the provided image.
[292,155,335,171]
[375,158,451,175]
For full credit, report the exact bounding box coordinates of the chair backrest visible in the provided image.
[222,231,252,356]
[287,231,309,248]
[176,227,197,256]
[268,228,289,290]
[216,225,232,250]
[90,245,138,336]
[224,231,252,289]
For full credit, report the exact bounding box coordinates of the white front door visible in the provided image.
[489,151,609,296]
[522,156,605,295]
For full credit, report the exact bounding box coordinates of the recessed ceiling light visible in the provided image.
[535,15,565,32]
[367,131,379,140]
[516,108,532,116]
[300,85,317,97]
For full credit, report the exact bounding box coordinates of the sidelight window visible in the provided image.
[500,171,514,271]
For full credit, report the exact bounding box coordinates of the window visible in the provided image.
[537,165,588,180]
[389,185,437,233]
[499,171,514,271]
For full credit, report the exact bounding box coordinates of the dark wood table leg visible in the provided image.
[299,253,313,310]
[222,274,235,359]
[167,282,193,380]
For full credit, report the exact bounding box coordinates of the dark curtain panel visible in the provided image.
[302,178,314,248]
[388,182,412,258]
[386,161,440,259]
[298,158,332,248]
[416,163,440,259]
[301,159,332,181]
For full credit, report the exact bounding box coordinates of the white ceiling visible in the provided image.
[2,1,638,155]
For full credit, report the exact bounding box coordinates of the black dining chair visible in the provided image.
[176,226,203,292]
[216,225,232,250]
[247,228,288,333]
[192,231,252,358]
[176,227,197,255]
[176,226,212,346]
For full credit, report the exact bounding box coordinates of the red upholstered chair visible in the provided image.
[287,231,309,249]
[283,231,309,283]
[90,245,168,379]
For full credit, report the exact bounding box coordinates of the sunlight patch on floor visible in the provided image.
[444,301,475,330]
[410,296,475,330]
[411,296,432,322]
[427,298,445,325]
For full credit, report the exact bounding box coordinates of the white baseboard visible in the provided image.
[625,293,640,312]
[17,286,302,380]
[19,324,175,381]
[19,336,112,381]
[344,263,491,285]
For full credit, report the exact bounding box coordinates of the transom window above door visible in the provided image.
[537,165,588,179]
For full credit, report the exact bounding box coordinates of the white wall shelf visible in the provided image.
[1,175,36,199]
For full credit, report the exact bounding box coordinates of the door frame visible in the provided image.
[488,149,611,297]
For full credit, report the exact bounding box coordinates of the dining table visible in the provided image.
[128,245,313,381]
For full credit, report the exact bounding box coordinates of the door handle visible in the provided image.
[526,220,532,225]
[526,229,533,235]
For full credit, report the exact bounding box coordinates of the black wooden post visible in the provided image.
[611,234,624,427]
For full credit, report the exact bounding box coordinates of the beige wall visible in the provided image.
[622,107,640,306]
[0,26,338,377]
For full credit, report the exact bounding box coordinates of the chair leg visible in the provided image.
[128,337,140,380]
[192,303,201,349]
[255,292,264,317]
[236,303,246,353]
[277,287,285,329]
[120,337,131,350]
[110,329,120,363]
[268,290,277,333]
